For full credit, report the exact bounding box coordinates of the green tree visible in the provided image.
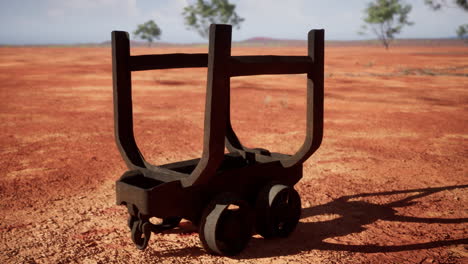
[424,0,468,11]
[182,0,244,39]
[456,24,468,39]
[133,20,161,47]
[424,0,468,39]
[360,0,413,49]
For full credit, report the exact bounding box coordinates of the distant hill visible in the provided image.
[236,37,306,46]
[325,38,467,47]
[236,37,467,47]
[99,37,302,47]
[99,40,181,47]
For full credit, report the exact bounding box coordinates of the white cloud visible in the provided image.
[46,0,139,19]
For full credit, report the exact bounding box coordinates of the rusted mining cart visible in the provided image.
[112,24,324,256]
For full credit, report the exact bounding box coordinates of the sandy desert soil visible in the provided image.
[0,44,467,264]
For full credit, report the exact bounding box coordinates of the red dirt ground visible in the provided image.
[0,44,467,264]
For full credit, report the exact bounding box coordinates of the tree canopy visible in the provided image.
[456,24,468,39]
[182,0,244,39]
[361,0,413,49]
[133,20,162,46]
[424,0,468,11]
[424,0,468,39]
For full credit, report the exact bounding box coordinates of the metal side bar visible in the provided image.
[229,55,312,76]
[130,53,208,71]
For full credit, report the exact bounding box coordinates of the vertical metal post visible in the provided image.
[112,31,146,169]
[225,81,244,152]
[282,29,324,168]
[307,29,324,155]
[181,24,232,187]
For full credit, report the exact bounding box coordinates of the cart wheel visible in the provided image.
[199,193,253,256]
[255,184,301,239]
[131,220,151,250]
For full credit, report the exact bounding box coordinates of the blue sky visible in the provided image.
[0,0,466,44]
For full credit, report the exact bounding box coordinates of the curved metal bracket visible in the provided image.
[224,30,324,168]
[112,31,146,171]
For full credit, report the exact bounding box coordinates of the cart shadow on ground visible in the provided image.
[146,184,468,259]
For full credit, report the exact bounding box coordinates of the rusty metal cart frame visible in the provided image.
[112,24,324,255]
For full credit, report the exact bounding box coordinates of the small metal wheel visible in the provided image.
[131,220,152,250]
[199,193,253,256]
[255,183,301,239]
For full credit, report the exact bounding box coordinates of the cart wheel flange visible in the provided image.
[131,220,151,250]
[199,193,253,256]
[255,183,301,239]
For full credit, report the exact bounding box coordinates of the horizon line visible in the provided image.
[0,36,465,46]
